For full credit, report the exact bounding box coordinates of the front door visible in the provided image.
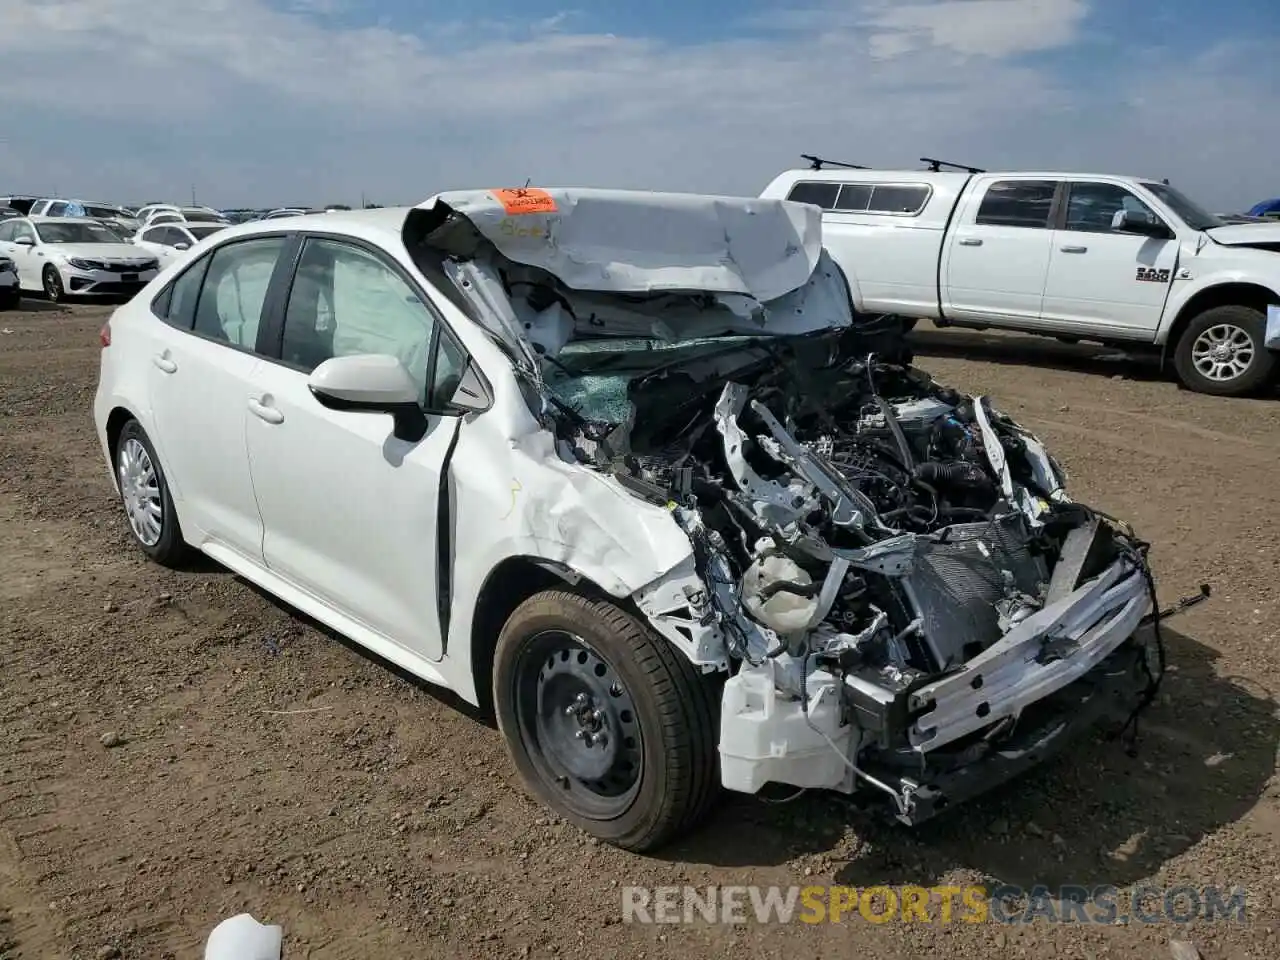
[244,236,459,661]
[1039,181,1179,338]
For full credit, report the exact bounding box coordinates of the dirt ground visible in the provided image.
[1,300,1278,959]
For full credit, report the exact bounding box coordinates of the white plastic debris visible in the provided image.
[204,913,282,960]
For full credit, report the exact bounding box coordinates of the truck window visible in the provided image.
[1064,182,1161,233]
[786,182,840,208]
[974,180,1057,229]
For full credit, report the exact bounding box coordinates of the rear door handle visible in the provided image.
[248,397,284,425]
[1060,245,1088,253]
[958,238,983,247]
[151,354,177,374]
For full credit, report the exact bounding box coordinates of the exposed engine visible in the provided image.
[547,321,1163,821]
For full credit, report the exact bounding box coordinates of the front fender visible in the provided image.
[1156,270,1280,345]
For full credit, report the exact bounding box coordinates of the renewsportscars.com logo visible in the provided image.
[622,884,1248,926]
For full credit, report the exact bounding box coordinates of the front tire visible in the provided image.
[493,589,720,852]
[1173,305,1276,396]
[42,265,64,303]
[113,419,189,567]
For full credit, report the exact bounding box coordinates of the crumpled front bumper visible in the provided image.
[718,555,1157,820]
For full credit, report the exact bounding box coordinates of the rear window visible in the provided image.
[786,181,931,216]
[975,180,1058,229]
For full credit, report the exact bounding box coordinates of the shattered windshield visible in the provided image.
[543,335,780,424]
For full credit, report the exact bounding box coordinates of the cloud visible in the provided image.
[0,0,1273,212]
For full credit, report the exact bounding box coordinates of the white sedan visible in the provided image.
[133,221,229,267]
[0,216,159,301]
[92,189,1162,851]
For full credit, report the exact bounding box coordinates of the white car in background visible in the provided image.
[29,198,140,234]
[0,216,159,301]
[133,221,229,267]
[91,189,1165,851]
[0,251,18,308]
[136,205,228,228]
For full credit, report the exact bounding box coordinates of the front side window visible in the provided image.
[1065,182,1162,233]
[192,237,287,349]
[279,239,437,397]
[975,180,1058,229]
[141,227,169,245]
[13,223,38,244]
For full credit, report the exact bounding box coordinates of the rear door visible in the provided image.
[144,234,293,562]
[1039,180,1178,338]
[941,177,1061,324]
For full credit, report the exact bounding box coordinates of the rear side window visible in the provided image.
[975,180,1058,229]
[788,181,931,216]
[786,182,841,208]
[192,237,288,349]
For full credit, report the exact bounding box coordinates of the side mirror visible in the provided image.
[1111,209,1172,239]
[14,236,33,246]
[446,358,493,413]
[308,354,429,442]
[173,242,189,251]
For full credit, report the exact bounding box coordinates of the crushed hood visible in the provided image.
[1205,222,1280,246]
[409,188,823,302]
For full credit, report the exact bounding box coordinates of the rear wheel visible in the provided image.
[42,265,64,303]
[113,419,189,567]
[1173,305,1275,396]
[0,286,17,310]
[493,589,720,852]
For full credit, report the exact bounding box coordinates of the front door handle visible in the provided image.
[248,397,284,425]
[1059,245,1088,253]
[151,353,177,374]
[958,237,983,247]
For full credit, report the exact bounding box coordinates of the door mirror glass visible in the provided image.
[307,353,428,441]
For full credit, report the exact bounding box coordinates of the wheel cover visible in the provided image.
[1191,323,1254,382]
[512,629,644,820]
[117,437,163,547]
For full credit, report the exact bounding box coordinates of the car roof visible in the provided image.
[225,206,412,245]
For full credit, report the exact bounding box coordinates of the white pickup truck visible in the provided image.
[760,165,1280,396]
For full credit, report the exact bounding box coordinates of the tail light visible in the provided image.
[99,322,111,347]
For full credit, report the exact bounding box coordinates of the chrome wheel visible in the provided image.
[1191,323,1254,382]
[117,437,163,546]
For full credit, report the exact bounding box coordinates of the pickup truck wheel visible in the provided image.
[1173,306,1275,397]
[493,589,720,852]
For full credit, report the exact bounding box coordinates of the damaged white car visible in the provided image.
[94,189,1175,851]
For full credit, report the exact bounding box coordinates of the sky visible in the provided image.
[0,0,1276,211]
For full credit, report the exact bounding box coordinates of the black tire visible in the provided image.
[1172,305,1276,397]
[899,317,918,334]
[493,589,720,852]
[0,287,17,310]
[42,265,64,303]
[113,419,190,567]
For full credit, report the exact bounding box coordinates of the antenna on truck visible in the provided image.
[801,154,869,171]
[920,157,986,173]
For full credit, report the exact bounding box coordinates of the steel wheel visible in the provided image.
[512,629,644,820]
[116,436,163,547]
[1190,322,1255,383]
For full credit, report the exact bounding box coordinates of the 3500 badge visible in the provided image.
[1136,266,1171,283]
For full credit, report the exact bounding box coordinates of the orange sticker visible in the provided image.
[490,187,558,215]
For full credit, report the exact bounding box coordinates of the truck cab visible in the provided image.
[761,165,1280,396]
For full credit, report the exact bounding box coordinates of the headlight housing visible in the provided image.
[68,258,108,271]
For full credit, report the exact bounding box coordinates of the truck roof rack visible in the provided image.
[920,157,986,174]
[801,154,869,171]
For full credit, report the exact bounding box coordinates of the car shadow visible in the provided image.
[12,296,70,313]
[658,625,1278,876]
[909,326,1280,398]
[232,575,494,727]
